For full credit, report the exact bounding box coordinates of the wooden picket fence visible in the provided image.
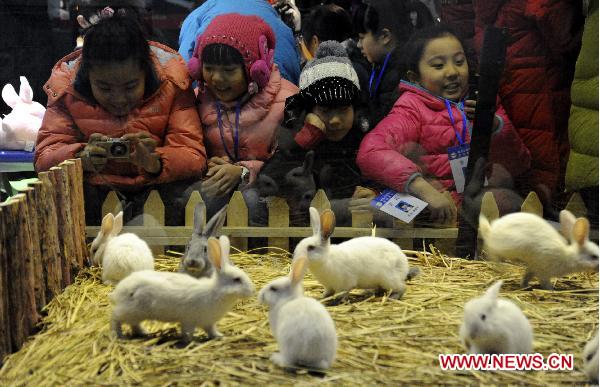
[0,159,88,361]
[86,187,593,255]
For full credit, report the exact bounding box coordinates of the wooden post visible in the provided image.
[227,191,248,251]
[49,167,74,287]
[0,206,12,357]
[268,197,289,252]
[521,191,543,216]
[351,210,373,229]
[310,189,331,212]
[60,160,85,269]
[18,187,45,314]
[144,190,165,256]
[185,191,204,228]
[392,219,414,251]
[434,192,456,256]
[71,159,89,265]
[0,198,30,350]
[564,192,587,218]
[37,173,62,302]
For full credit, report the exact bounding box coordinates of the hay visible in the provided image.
[0,245,597,385]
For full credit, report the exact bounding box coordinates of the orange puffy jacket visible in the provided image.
[35,42,207,191]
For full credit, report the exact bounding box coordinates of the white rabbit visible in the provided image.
[1,76,45,151]
[90,212,154,285]
[110,235,255,342]
[292,207,419,300]
[583,330,599,384]
[258,256,337,370]
[459,280,533,354]
[479,211,598,290]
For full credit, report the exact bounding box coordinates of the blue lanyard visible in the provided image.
[445,99,468,146]
[215,101,241,161]
[369,52,392,99]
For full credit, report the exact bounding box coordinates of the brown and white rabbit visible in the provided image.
[110,235,254,342]
[292,207,419,300]
[479,210,598,290]
[583,330,599,384]
[179,203,227,278]
[258,256,337,370]
[459,280,533,354]
[90,212,154,285]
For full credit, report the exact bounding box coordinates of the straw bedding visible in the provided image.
[0,246,597,385]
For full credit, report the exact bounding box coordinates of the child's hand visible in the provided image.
[464,99,477,121]
[348,186,377,213]
[408,176,457,226]
[207,156,232,169]
[122,132,161,174]
[202,159,242,197]
[78,133,109,172]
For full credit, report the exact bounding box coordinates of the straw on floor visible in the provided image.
[0,246,597,385]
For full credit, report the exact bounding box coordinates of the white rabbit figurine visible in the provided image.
[459,280,533,354]
[258,256,337,371]
[110,236,255,342]
[479,210,598,290]
[292,207,419,300]
[90,212,154,285]
[1,76,46,151]
[583,331,599,384]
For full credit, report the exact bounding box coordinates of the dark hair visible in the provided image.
[407,0,435,29]
[352,1,413,42]
[401,24,465,79]
[351,3,374,35]
[74,15,158,101]
[201,43,245,67]
[302,4,353,44]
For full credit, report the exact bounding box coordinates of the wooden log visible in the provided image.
[143,190,165,256]
[0,197,30,351]
[49,166,74,287]
[18,187,45,314]
[564,192,587,218]
[310,189,330,212]
[72,159,89,266]
[521,191,543,216]
[227,191,248,251]
[101,191,122,218]
[60,160,85,269]
[0,206,12,357]
[185,191,204,228]
[37,173,62,302]
[268,197,289,251]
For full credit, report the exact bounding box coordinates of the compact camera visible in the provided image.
[96,138,131,159]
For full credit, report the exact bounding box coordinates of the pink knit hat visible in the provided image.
[188,13,276,92]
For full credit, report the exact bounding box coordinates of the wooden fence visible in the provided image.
[0,159,88,361]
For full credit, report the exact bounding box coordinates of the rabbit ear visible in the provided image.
[572,218,590,247]
[207,237,222,271]
[309,207,320,236]
[18,77,33,103]
[100,213,114,235]
[484,280,503,300]
[193,202,206,235]
[559,210,577,239]
[112,212,123,236]
[2,83,19,109]
[320,209,336,240]
[290,256,307,286]
[302,151,314,175]
[219,235,231,265]
[204,205,228,237]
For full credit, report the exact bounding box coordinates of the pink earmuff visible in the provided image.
[249,34,274,89]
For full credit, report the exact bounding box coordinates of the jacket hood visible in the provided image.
[44,41,191,106]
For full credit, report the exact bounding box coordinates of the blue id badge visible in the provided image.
[448,144,470,193]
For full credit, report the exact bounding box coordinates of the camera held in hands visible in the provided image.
[96,138,131,159]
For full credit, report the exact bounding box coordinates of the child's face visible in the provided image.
[357,31,390,64]
[414,35,469,101]
[202,63,248,102]
[313,105,354,141]
[89,58,145,117]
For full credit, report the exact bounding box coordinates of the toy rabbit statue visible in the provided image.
[1,76,46,151]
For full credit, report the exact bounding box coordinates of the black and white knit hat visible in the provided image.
[298,40,360,106]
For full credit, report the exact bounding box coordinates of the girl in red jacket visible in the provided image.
[357,25,531,226]
[187,13,298,219]
[35,11,207,226]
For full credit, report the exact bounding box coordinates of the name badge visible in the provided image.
[448,144,470,193]
[371,189,428,223]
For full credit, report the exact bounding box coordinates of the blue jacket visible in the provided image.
[178,0,300,84]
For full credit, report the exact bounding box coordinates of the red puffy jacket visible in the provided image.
[357,82,531,205]
[473,0,583,194]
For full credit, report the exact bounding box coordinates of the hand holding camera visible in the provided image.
[121,132,161,175]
